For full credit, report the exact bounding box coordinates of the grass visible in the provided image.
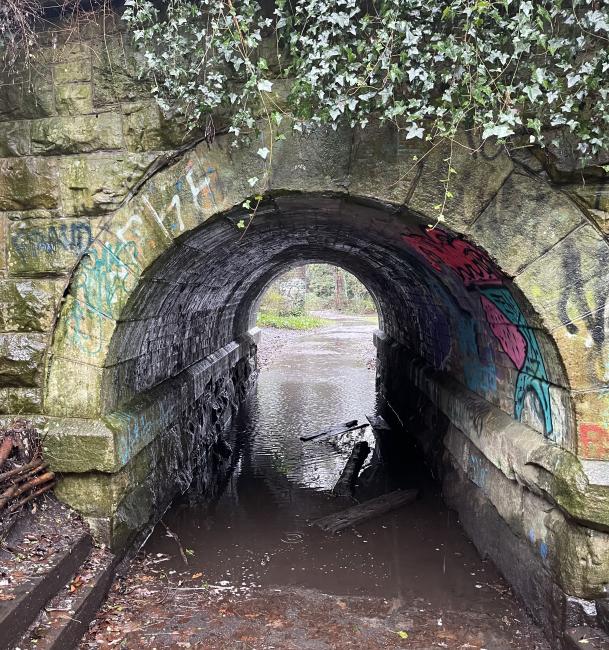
[256,312,330,330]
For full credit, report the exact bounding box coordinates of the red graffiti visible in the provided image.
[403,229,502,287]
[480,295,527,370]
[579,423,609,459]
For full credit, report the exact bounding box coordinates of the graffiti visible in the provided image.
[403,227,554,438]
[67,241,137,354]
[480,286,552,435]
[144,161,224,235]
[557,239,609,349]
[405,228,501,288]
[528,529,549,560]
[579,423,609,458]
[468,453,489,488]
[11,221,93,259]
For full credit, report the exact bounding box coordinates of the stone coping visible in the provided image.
[374,331,609,532]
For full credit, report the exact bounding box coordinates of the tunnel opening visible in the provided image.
[139,261,500,613]
[49,192,583,644]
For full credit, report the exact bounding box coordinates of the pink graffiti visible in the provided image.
[480,296,527,370]
[403,229,502,287]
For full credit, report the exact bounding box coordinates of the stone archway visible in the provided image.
[37,127,609,643]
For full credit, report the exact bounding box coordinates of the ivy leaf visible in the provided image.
[482,123,515,140]
[257,79,273,92]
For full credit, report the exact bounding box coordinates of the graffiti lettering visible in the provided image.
[11,222,93,259]
[67,241,137,355]
[579,423,609,458]
[404,229,501,288]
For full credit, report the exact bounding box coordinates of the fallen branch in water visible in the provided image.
[300,420,368,442]
[160,520,189,565]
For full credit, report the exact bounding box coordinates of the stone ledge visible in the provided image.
[44,329,260,473]
[375,332,609,532]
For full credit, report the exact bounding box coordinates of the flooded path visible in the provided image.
[81,317,549,649]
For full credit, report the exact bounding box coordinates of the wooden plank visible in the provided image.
[312,489,419,534]
[332,441,370,497]
[299,419,364,442]
[365,414,391,431]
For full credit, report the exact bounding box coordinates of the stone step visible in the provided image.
[0,511,91,650]
[18,546,116,650]
[564,626,609,649]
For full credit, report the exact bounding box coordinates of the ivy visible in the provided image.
[121,0,609,165]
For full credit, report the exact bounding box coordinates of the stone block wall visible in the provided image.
[0,13,180,422]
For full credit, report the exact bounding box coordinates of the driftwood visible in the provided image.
[0,421,51,536]
[312,489,419,533]
[300,419,367,442]
[332,440,370,497]
[0,435,14,467]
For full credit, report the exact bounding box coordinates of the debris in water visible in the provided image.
[299,420,367,442]
[312,489,419,534]
[332,440,371,497]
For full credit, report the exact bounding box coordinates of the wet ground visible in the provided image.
[80,316,549,649]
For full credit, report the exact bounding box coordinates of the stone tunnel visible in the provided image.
[1,16,609,647]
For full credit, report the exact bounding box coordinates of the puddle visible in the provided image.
[143,317,523,613]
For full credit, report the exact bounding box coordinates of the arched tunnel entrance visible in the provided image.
[43,164,609,646]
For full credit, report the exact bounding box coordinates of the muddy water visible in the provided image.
[144,317,523,615]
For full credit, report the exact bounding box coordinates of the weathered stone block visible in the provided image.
[31,113,124,155]
[138,140,256,236]
[53,58,92,84]
[0,279,61,331]
[57,152,156,216]
[55,443,151,515]
[67,239,139,322]
[269,122,351,194]
[573,391,609,460]
[514,225,609,390]
[0,215,6,274]
[92,36,148,107]
[408,134,513,232]
[0,333,46,387]
[52,295,116,367]
[0,387,42,414]
[121,101,176,152]
[44,418,120,472]
[37,41,92,65]
[470,173,584,276]
[0,157,59,210]
[0,70,55,121]
[348,121,428,204]
[565,181,609,213]
[588,208,609,236]
[45,356,104,418]
[55,82,93,115]
[0,121,30,157]
[8,218,95,277]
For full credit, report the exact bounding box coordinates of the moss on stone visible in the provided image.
[0,158,59,211]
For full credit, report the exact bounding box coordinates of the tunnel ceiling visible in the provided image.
[100,195,572,448]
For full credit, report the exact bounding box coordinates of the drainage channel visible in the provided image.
[80,316,549,649]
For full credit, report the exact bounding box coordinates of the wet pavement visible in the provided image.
[80,317,549,649]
